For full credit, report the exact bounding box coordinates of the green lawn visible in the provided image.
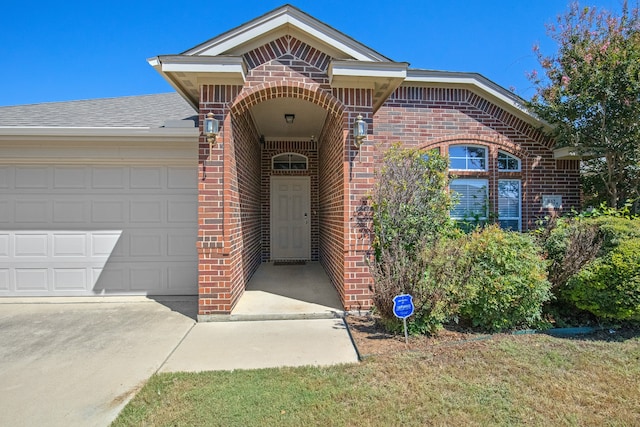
[113,333,640,426]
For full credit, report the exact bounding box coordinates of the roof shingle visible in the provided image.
[0,93,197,128]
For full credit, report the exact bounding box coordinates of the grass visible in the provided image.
[112,333,640,426]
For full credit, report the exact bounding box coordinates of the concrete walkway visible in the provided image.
[0,296,359,427]
[230,262,346,320]
[161,318,357,372]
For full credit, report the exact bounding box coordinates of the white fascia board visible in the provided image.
[0,127,199,143]
[330,61,408,80]
[406,70,526,110]
[156,56,247,76]
[188,8,386,62]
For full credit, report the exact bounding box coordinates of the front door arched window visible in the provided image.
[272,153,308,170]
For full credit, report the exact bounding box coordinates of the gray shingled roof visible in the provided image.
[0,93,197,128]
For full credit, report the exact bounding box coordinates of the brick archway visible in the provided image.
[230,81,344,119]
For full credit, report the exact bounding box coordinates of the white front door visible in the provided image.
[270,176,310,260]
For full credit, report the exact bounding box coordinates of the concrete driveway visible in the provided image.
[0,297,359,427]
[0,297,195,427]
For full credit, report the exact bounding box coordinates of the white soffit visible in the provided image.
[183,5,391,62]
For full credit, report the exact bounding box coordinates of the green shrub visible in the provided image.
[542,217,602,290]
[587,216,640,252]
[369,145,458,335]
[565,237,640,321]
[460,226,552,332]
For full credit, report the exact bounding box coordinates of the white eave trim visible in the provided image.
[149,55,247,77]
[185,6,389,62]
[0,126,199,143]
[406,70,525,110]
[329,60,408,80]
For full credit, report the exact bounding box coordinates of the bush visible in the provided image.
[565,237,640,321]
[460,226,552,332]
[543,217,602,290]
[368,145,457,335]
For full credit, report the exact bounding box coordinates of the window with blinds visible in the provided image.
[450,179,488,221]
[498,179,521,230]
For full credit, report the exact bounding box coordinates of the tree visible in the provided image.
[528,1,640,212]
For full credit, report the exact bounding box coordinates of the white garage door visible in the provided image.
[0,164,198,296]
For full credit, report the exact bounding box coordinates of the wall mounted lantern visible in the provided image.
[204,112,219,145]
[353,114,367,147]
[204,112,219,160]
[284,113,295,124]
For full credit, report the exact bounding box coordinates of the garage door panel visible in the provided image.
[168,233,196,257]
[52,234,87,257]
[0,201,8,223]
[168,199,197,223]
[168,265,197,290]
[15,269,48,291]
[129,233,163,257]
[53,268,88,291]
[15,234,48,257]
[130,167,163,189]
[130,200,164,223]
[91,232,122,257]
[53,166,87,189]
[168,167,196,189]
[0,161,197,296]
[53,200,88,223]
[91,200,126,223]
[15,166,48,189]
[92,167,125,189]
[0,269,8,290]
[130,267,163,291]
[93,266,127,293]
[15,200,49,223]
[0,234,8,256]
[0,166,9,188]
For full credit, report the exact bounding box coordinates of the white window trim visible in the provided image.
[450,178,489,221]
[497,150,521,172]
[448,144,488,171]
[498,179,521,231]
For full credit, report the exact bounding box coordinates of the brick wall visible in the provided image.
[198,84,263,316]
[318,111,346,307]
[374,86,581,230]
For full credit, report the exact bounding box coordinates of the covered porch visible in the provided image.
[230,262,345,321]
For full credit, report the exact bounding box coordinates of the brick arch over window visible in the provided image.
[418,134,533,160]
[230,82,345,118]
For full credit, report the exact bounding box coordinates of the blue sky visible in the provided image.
[0,0,627,107]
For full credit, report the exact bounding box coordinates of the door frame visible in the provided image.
[270,176,311,260]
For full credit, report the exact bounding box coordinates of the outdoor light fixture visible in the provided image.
[284,114,295,124]
[203,112,219,160]
[353,114,367,147]
[204,112,219,144]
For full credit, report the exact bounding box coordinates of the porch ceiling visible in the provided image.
[249,98,328,142]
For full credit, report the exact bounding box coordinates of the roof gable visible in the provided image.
[183,4,391,62]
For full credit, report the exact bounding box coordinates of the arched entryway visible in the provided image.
[197,82,351,319]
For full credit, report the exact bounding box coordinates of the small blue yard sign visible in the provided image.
[393,294,414,319]
[393,294,414,344]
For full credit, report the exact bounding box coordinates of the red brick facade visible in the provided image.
[195,35,580,318]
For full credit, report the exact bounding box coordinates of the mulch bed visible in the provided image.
[344,315,640,359]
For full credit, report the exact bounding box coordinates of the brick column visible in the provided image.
[197,85,242,319]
